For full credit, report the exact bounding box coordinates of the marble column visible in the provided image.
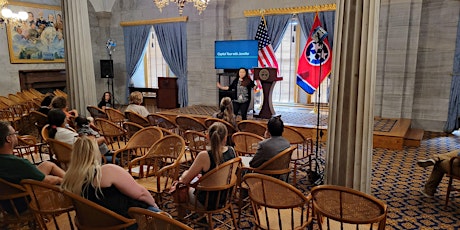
[62,0,97,116]
[325,0,380,193]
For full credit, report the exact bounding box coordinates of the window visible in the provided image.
[131,27,174,88]
[271,17,329,105]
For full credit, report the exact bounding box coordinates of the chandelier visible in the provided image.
[0,0,28,29]
[154,0,210,16]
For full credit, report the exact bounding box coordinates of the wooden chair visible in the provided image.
[178,157,241,229]
[147,113,178,134]
[104,108,126,127]
[204,117,238,145]
[62,190,136,230]
[237,146,296,224]
[47,138,73,170]
[128,207,192,230]
[237,120,266,137]
[0,178,37,229]
[282,126,314,186]
[125,111,150,127]
[446,156,460,206]
[87,105,108,119]
[232,132,264,157]
[243,173,313,230]
[310,185,388,230]
[175,115,206,137]
[29,111,48,142]
[131,135,186,206]
[21,179,75,230]
[123,121,144,140]
[112,126,163,166]
[41,124,50,142]
[14,135,48,165]
[183,130,208,163]
[95,118,127,151]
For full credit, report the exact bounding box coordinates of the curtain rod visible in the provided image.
[244,4,336,17]
[120,16,188,27]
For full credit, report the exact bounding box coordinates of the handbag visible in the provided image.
[169,181,189,203]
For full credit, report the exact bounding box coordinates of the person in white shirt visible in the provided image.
[47,109,77,145]
[125,91,150,117]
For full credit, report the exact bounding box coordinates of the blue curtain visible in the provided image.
[154,22,188,107]
[246,15,291,51]
[444,17,460,132]
[123,25,151,99]
[298,11,335,49]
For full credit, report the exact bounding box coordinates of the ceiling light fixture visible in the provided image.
[153,0,209,16]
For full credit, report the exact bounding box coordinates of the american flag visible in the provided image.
[255,17,279,70]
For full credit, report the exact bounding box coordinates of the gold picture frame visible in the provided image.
[5,1,64,63]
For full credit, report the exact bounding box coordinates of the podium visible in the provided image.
[253,67,281,119]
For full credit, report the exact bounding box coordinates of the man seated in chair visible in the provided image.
[249,116,290,179]
[417,150,460,198]
[0,121,65,213]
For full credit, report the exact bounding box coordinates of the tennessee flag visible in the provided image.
[296,13,332,94]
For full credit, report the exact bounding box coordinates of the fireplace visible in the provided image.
[19,69,67,94]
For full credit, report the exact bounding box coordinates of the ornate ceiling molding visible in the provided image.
[244,4,336,17]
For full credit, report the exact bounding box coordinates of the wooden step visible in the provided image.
[404,128,424,147]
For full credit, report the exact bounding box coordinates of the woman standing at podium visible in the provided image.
[216,68,255,120]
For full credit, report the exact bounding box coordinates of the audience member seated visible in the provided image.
[51,95,79,120]
[249,116,290,169]
[48,109,78,145]
[417,150,460,198]
[75,116,117,163]
[178,122,236,206]
[125,91,150,117]
[0,121,65,213]
[213,97,237,128]
[38,93,53,115]
[61,136,161,220]
[98,91,113,110]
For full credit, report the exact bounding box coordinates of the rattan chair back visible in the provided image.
[181,157,241,229]
[125,111,150,127]
[128,207,192,230]
[183,130,208,162]
[104,108,125,127]
[282,126,313,186]
[29,111,48,141]
[47,138,73,170]
[131,135,185,205]
[243,173,312,230]
[175,115,206,136]
[237,120,266,137]
[147,114,178,132]
[310,185,388,230]
[123,121,144,140]
[14,135,46,165]
[232,132,263,156]
[62,190,136,230]
[87,105,108,119]
[112,126,163,166]
[254,146,296,181]
[94,118,127,151]
[21,179,75,230]
[0,178,37,228]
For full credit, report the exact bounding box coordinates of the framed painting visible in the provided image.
[5,2,64,63]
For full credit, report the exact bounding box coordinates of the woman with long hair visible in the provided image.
[61,136,160,218]
[97,91,112,110]
[48,109,77,145]
[216,68,255,120]
[178,122,235,205]
[213,97,237,128]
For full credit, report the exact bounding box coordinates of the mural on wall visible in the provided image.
[6,2,64,63]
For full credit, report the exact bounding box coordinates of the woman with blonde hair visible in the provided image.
[125,91,149,117]
[178,122,236,206]
[213,97,237,128]
[61,136,160,218]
